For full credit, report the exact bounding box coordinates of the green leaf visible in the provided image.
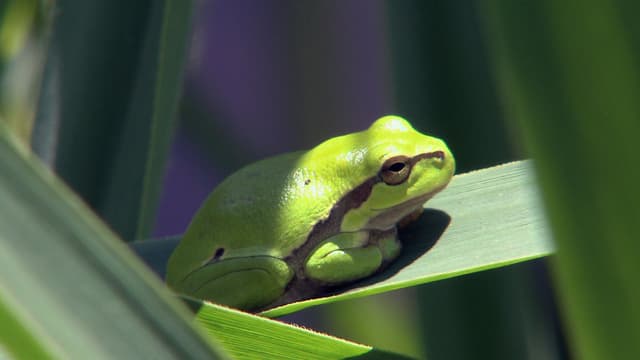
[0,294,54,360]
[0,0,49,143]
[32,0,193,241]
[132,160,554,317]
[192,301,414,360]
[109,0,194,240]
[0,125,227,358]
[482,1,640,359]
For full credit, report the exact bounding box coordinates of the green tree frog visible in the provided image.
[166,116,455,311]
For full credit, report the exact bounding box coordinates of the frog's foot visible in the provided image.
[177,256,294,311]
[304,229,401,284]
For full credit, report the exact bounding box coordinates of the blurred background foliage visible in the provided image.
[0,0,561,359]
[155,2,562,358]
[2,0,639,359]
[0,0,49,142]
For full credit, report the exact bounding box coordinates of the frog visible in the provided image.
[165,115,455,311]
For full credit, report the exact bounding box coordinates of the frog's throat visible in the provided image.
[365,184,447,230]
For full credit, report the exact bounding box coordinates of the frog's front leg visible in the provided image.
[179,256,294,311]
[304,229,401,284]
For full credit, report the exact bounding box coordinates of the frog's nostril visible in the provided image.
[414,150,445,163]
[411,150,447,170]
[429,150,445,160]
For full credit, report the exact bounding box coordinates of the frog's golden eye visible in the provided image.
[380,155,411,185]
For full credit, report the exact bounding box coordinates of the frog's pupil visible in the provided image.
[389,162,405,172]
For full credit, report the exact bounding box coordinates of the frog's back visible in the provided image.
[184,151,340,258]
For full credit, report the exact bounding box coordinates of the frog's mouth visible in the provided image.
[366,185,447,230]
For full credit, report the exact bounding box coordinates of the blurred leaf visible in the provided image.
[388,0,514,172]
[416,260,564,360]
[318,292,426,359]
[0,125,227,358]
[132,161,554,317]
[0,0,36,62]
[0,295,53,360]
[0,0,48,143]
[386,3,558,358]
[482,1,640,359]
[193,300,414,360]
[32,0,193,241]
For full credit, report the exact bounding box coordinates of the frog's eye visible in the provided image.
[380,155,411,185]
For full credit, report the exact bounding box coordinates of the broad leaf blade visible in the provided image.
[0,127,227,358]
[0,295,54,360]
[132,161,554,317]
[193,301,414,360]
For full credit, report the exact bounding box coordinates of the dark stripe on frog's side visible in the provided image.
[284,176,381,273]
[271,175,381,307]
[264,150,445,309]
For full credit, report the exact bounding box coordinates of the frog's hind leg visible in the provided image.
[182,256,294,311]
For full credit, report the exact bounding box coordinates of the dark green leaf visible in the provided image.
[0,125,227,359]
[482,1,640,359]
[32,0,193,241]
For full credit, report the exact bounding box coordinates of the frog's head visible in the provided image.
[341,116,455,231]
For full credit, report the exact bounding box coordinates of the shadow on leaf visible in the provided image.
[324,208,451,295]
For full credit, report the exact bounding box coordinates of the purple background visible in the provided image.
[153,0,392,236]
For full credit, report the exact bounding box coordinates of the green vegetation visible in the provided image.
[1,1,637,359]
